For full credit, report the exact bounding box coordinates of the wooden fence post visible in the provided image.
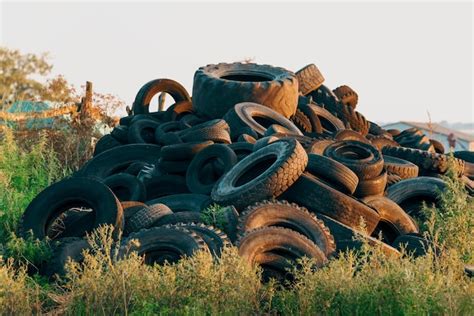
[81,81,93,119]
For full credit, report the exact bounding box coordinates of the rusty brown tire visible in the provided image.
[386,173,402,186]
[295,64,325,95]
[303,104,345,134]
[323,140,384,180]
[307,139,335,155]
[353,170,388,198]
[317,214,400,257]
[237,200,336,257]
[382,146,465,176]
[211,139,308,210]
[193,62,298,119]
[453,151,474,179]
[383,155,419,179]
[290,109,313,133]
[429,139,445,154]
[362,196,419,244]
[332,85,358,108]
[224,102,303,139]
[238,227,328,268]
[282,172,380,234]
[335,129,371,144]
[132,79,191,115]
[369,136,400,151]
[306,153,359,194]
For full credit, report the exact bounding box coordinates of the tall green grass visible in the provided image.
[0,131,472,315]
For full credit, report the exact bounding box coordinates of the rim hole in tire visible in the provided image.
[371,220,400,244]
[110,185,131,201]
[335,145,371,160]
[252,115,280,129]
[235,155,277,187]
[142,247,183,265]
[46,206,94,239]
[140,127,156,143]
[221,73,272,82]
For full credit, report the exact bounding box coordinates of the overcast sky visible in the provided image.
[1,1,473,123]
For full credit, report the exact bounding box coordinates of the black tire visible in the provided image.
[157,158,190,174]
[186,144,238,194]
[93,135,123,157]
[178,119,232,144]
[317,214,400,257]
[362,196,419,244]
[193,62,299,119]
[175,223,230,257]
[103,173,147,202]
[128,119,160,144]
[229,142,255,161]
[153,211,204,227]
[78,144,161,179]
[306,153,359,195]
[119,226,207,265]
[223,102,303,139]
[125,203,173,234]
[45,237,90,277]
[252,136,280,152]
[385,177,447,218]
[132,79,191,115]
[146,193,212,213]
[19,177,124,240]
[237,227,328,268]
[156,132,182,146]
[124,161,153,177]
[238,200,336,257]
[143,175,189,201]
[353,170,387,198]
[211,139,308,210]
[160,141,214,161]
[324,140,384,180]
[295,64,325,95]
[383,155,419,179]
[392,234,433,257]
[382,146,465,176]
[282,172,380,234]
[110,125,129,143]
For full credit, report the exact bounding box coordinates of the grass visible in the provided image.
[0,131,473,315]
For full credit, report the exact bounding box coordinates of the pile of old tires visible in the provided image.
[18,62,474,280]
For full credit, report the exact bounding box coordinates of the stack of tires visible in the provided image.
[18,62,473,280]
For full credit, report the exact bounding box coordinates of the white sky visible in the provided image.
[1,1,473,123]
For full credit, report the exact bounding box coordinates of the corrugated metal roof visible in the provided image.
[392,121,474,142]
